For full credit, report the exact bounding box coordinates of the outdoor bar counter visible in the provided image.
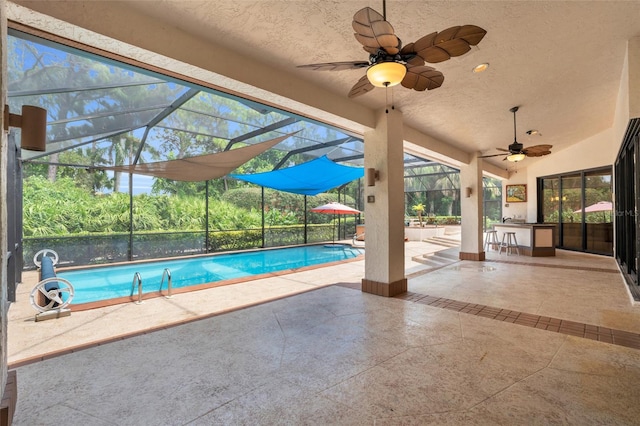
[492,223,556,257]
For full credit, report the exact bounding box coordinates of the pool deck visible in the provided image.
[8,239,450,365]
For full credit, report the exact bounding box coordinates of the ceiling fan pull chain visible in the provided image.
[384,83,397,114]
[385,82,389,113]
[391,85,395,111]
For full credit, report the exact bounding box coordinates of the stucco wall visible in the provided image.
[502,168,529,222]
[629,37,640,120]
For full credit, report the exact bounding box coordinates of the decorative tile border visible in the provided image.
[406,258,619,281]
[394,291,640,350]
[334,283,640,350]
[484,259,620,274]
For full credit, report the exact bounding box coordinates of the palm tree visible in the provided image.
[412,203,425,227]
[107,134,141,193]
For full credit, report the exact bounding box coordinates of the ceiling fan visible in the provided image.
[479,106,552,162]
[297,0,487,98]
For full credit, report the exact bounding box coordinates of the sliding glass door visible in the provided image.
[584,170,613,253]
[615,127,639,299]
[537,166,612,255]
[541,177,560,246]
[561,174,583,250]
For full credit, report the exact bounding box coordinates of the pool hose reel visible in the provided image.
[30,277,75,313]
[30,249,75,321]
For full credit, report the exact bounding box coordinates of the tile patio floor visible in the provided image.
[8,239,640,425]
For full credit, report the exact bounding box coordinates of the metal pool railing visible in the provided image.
[160,268,172,298]
[131,272,142,304]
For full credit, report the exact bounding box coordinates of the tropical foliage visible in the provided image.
[22,173,359,237]
[405,164,502,227]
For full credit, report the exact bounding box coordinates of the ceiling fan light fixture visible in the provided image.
[366,62,406,87]
[472,62,489,73]
[507,152,526,162]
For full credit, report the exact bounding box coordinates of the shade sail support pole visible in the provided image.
[205,180,210,253]
[304,196,308,244]
[261,187,265,248]
[128,173,133,261]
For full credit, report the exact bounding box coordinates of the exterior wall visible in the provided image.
[617,41,632,135]
[629,37,640,120]
[502,168,529,221]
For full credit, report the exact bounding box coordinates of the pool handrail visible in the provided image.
[160,268,172,299]
[352,232,365,246]
[131,272,142,304]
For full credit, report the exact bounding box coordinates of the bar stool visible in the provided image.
[499,232,520,255]
[484,230,499,252]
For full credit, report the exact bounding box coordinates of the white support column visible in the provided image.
[362,108,407,296]
[459,153,485,261]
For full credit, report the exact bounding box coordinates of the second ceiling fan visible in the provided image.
[479,106,552,162]
[297,1,487,98]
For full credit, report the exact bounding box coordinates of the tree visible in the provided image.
[434,166,460,216]
[412,203,425,227]
[107,134,143,193]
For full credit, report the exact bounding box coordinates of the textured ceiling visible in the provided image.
[15,1,640,168]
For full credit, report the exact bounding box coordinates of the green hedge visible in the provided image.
[407,215,461,225]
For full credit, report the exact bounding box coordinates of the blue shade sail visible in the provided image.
[231,156,364,195]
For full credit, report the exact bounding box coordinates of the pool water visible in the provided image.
[58,245,363,304]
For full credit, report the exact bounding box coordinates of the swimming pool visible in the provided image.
[58,245,363,306]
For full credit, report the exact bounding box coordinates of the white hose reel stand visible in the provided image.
[32,248,59,269]
[30,249,74,321]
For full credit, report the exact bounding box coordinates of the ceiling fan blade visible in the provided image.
[352,7,400,55]
[478,153,508,158]
[401,65,444,91]
[456,24,488,46]
[406,56,426,66]
[523,144,553,157]
[297,61,370,71]
[400,43,427,66]
[348,75,375,98]
[496,147,510,152]
[412,25,487,63]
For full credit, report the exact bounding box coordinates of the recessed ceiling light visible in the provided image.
[472,63,489,73]
[526,129,541,136]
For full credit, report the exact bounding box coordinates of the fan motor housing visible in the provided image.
[369,50,406,65]
[509,142,524,153]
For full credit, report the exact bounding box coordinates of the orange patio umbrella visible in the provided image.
[310,202,361,245]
